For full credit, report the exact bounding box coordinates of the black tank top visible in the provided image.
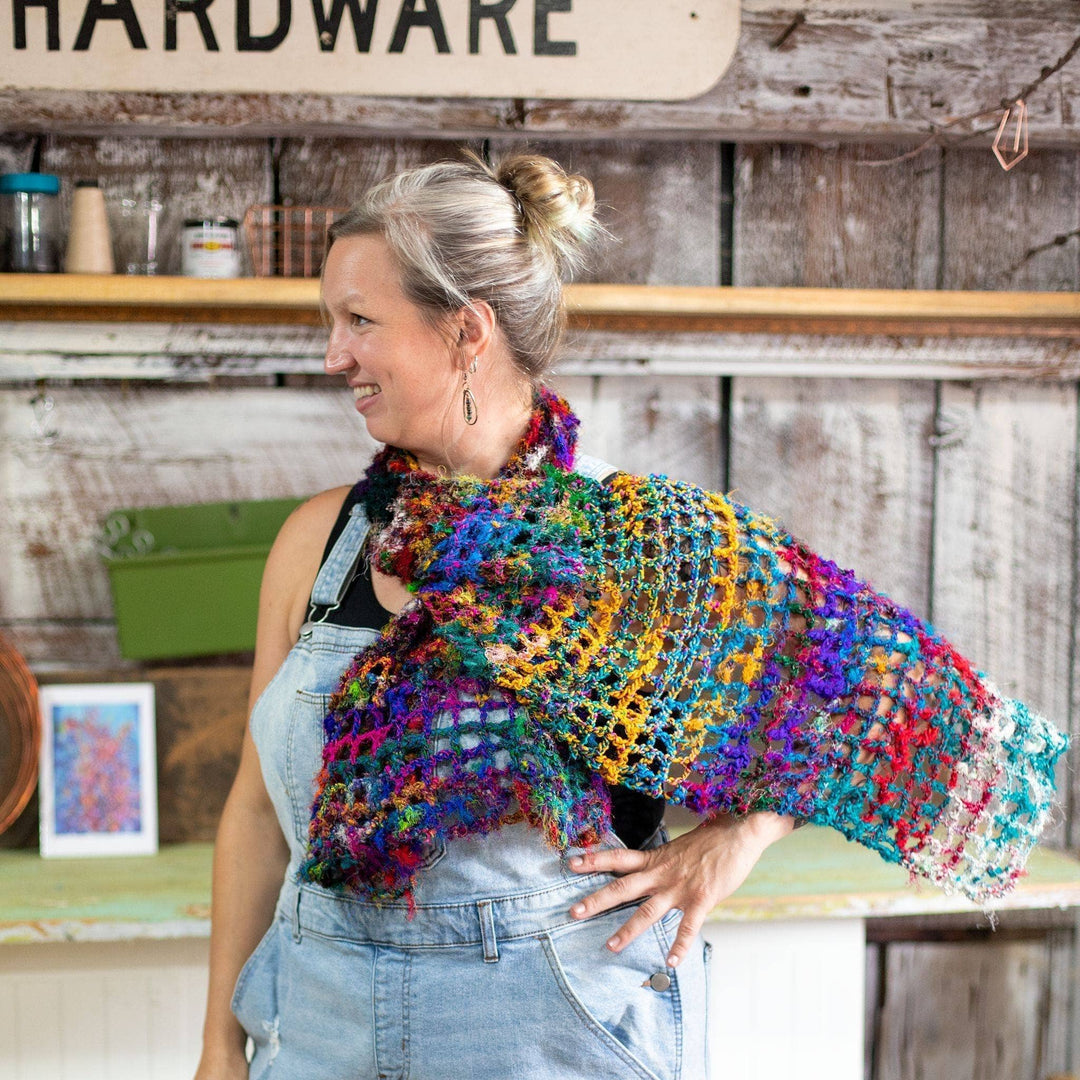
[312,479,666,851]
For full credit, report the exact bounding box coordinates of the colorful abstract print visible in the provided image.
[52,704,142,834]
[301,386,1069,912]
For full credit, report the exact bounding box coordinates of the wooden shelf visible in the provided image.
[5,830,1080,944]
[0,274,322,326]
[569,284,1080,339]
[2,275,1079,337]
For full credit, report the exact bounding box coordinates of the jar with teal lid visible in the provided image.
[0,172,62,272]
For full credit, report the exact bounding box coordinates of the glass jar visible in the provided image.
[117,194,164,275]
[0,172,61,273]
[181,217,241,278]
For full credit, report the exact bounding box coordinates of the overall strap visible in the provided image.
[573,451,619,483]
[309,501,370,613]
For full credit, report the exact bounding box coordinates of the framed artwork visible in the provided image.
[38,682,158,857]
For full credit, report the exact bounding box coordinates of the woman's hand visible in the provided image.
[566,811,796,968]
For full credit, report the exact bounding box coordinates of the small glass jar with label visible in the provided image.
[181,217,241,278]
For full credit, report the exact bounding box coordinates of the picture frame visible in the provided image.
[38,682,158,858]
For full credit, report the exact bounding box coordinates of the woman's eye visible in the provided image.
[350,313,369,328]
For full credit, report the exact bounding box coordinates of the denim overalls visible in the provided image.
[234,454,713,1080]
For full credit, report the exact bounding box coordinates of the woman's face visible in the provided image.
[322,233,462,459]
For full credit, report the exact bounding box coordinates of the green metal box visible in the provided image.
[99,497,307,660]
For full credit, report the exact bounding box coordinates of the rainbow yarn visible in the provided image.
[301,385,1069,911]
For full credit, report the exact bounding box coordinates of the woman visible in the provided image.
[195,152,1068,1080]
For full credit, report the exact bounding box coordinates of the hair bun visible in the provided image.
[494,154,601,275]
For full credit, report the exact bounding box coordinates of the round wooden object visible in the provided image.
[0,633,40,834]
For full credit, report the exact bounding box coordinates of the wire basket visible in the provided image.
[243,205,349,278]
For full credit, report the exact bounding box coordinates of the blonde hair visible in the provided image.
[326,150,603,380]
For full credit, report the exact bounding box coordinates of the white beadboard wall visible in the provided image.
[702,919,865,1080]
[0,940,209,1080]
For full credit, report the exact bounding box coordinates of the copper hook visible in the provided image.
[992,99,1029,171]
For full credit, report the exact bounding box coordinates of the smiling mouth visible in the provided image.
[353,384,382,399]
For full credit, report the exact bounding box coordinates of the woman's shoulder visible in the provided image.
[265,486,353,584]
[280,485,353,545]
[261,485,355,644]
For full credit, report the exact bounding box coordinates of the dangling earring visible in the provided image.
[462,355,479,425]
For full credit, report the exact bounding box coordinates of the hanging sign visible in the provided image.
[1,1,740,101]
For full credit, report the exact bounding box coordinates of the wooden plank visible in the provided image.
[729,138,938,623]
[936,144,1079,863]
[6,323,1080,381]
[277,136,462,207]
[39,137,271,276]
[865,941,882,1080]
[0,625,124,675]
[942,148,1080,291]
[500,140,723,286]
[875,940,1059,1080]
[3,276,1079,334]
[553,373,724,492]
[930,381,1076,848]
[1068,910,1080,1071]
[729,378,936,617]
[1044,928,1074,1072]
[0,272,319,314]
[0,664,248,850]
[144,666,248,846]
[558,333,1080,380]
[0,90,519,140]
[1,5,1077,145]
[761,0,1072,10]
[733,142,943,289]
[9,972,64,1076]
[0,133,32,175]
[0,844,214,943]
[525,6,1080,146]
[868,907,1080,939]
[0,386,377,626]
[1074,416,1080,854]
[0,321,327,355]
[4,828,1080,945]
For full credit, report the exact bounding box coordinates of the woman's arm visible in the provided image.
[194,488,351,1079]
[195,731,290,1078]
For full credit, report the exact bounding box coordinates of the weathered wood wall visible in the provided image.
[1,2,1077,146]
[2,6,1079,1070]
[2,133,1077,1077]
[728,139,1079,1080]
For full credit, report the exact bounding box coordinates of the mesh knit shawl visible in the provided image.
[300,385,1069,910]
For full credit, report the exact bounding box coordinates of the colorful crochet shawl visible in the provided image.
[301,385,1068,912]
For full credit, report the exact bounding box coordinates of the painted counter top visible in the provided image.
[4,828,1080,944]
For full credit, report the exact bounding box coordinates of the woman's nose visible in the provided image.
[324,336,355,375]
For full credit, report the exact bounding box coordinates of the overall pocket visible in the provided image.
[540,902,682,1080]
[286,690,331,844]
[290,688,447,870]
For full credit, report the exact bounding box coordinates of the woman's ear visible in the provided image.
[454,301,497,363]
